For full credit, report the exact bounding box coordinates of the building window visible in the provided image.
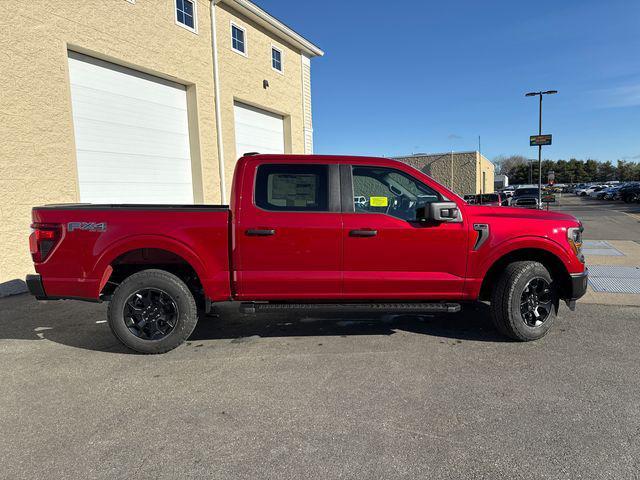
[231,23,246,55]
[271,46,283,73]
[255,164,329,212]
[176,0,197,33]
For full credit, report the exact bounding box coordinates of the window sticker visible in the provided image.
[369,196,388,207]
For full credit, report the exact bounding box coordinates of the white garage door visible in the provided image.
[234,102,285,157]
[67,52,193,204]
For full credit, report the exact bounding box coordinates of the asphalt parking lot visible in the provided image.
[551,193,640,241]
[1,196,639,479]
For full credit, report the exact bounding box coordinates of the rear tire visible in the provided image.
[108,269,198,354]
[490,261,557,341]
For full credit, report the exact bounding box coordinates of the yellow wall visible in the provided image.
[214,2,307,192]
[0,0,314,287]
[477,153,496,194]
[398,152,494,195]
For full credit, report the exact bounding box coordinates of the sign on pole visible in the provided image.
[530,134,552,146]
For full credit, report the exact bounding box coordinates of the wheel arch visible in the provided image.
[93,236,209,299]
[479,247,572,301]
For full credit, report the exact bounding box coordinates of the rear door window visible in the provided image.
[255,164,329,212]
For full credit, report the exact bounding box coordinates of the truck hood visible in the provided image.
[465,205,579,224]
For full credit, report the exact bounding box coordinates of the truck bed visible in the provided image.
[31,204,232,301]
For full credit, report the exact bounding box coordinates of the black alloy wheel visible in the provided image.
[490,261,557,341]
[123,288,179,340]
[519,277,554,327]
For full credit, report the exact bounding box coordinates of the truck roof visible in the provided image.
[239,153,395,164]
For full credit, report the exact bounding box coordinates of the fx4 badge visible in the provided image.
[67,222,107,232]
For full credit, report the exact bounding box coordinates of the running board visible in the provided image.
[239,302,461,315]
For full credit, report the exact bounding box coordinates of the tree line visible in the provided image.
[493,156,640,185]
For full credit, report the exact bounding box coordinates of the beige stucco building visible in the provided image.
[395,151,495,196]
[0,0,323,292]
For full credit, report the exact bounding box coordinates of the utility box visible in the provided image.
[495,174,509,189]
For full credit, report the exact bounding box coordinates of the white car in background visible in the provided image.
[577,185,600,196]
[500,187,514,198]
[587,185,612,197]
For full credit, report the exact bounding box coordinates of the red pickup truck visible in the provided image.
[27,154,587,353]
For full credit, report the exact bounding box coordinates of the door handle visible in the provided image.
[246,228,276,236]
[349,229,377,237]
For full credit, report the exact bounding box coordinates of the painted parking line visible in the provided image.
[620,210,640,222]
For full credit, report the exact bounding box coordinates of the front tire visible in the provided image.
[490,261,557,341]
[108,269,198,354]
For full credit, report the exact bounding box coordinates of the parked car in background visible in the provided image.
[511,185,541,209]
[500,186,515,198]
[620,183,640,203]
[474,193,508,206]
[583,186,598,196]
[498,189,514,199]
[598,187,617,200]
[587,185,609,198]
[595,186,621,200]
[609,185,628,200]
[573,184,589,195]
[580,185,601,197]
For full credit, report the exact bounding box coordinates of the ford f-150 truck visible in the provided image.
[27,154,588,353]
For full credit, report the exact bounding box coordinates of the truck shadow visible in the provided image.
[0,295,506,355]
[191,301,506,344]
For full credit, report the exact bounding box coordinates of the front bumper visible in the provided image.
[565,269,588,310]
[26,274,47,300]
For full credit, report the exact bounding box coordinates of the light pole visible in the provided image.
[528,159,535,184]
[525,90,557,207]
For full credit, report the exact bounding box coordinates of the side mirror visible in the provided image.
[417,202,461,223]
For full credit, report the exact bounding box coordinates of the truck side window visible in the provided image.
[255,164,329,212]
[352,166,441,221]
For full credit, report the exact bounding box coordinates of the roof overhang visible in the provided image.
[214,0,324,57]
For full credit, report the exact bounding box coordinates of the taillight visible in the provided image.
[29,223,61,263]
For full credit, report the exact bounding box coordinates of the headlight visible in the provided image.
[567,225,584,257]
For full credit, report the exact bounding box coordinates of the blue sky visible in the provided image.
[258,0,640,163]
